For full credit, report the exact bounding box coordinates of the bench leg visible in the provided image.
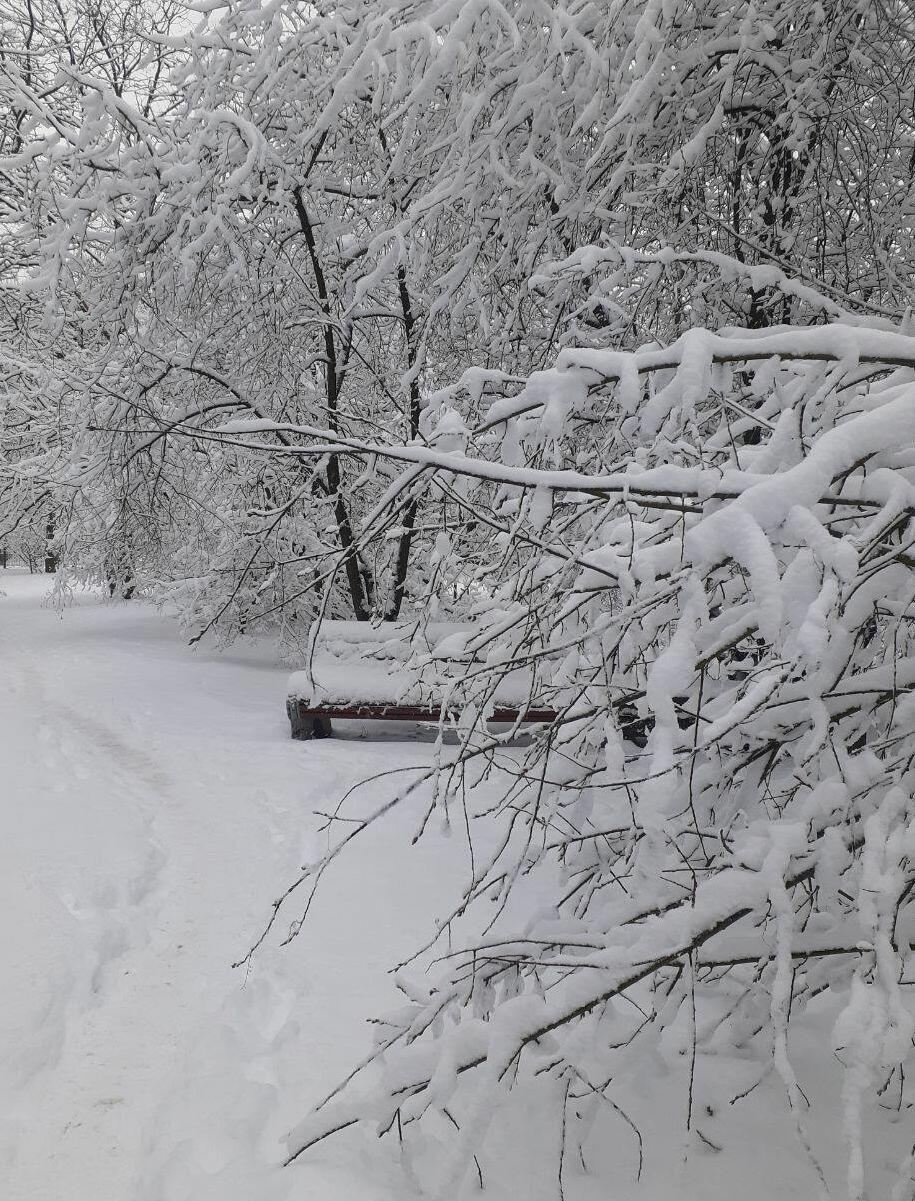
[311,714,333,739]
[289,702,333,740]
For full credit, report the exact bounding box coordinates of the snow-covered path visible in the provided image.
[0,571,455,1201]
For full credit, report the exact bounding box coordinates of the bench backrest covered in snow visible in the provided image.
[286,620,556,739]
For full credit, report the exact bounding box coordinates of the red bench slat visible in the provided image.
[287,698,557,739]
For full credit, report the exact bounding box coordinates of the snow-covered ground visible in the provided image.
[1,569,464,1201]
[2,570,908,1201]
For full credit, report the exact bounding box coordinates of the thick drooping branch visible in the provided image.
[283,846,873,1164]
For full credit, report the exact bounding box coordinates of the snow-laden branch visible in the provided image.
[250,319,915,1196]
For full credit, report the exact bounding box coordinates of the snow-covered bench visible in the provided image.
[286,620,557,739]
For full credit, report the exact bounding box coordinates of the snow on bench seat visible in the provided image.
[286,620,555,739]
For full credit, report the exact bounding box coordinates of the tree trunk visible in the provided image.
[44,517,57,574]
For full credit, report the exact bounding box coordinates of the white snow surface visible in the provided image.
[2,571,459,1201]
[1,571,903,1200]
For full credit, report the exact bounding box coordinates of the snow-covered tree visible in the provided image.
[245,320,915,1199]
